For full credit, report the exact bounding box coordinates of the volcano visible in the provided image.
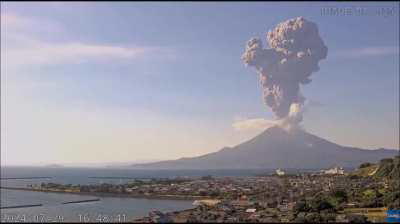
[132,126,398,169]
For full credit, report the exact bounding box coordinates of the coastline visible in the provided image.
[0,186,210,201]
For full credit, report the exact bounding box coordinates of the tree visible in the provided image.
[346,214,369,223]
[359,163,373,169]
[380,158,394,164]
[294,200,310,213]
[327,190,348,209]
[310,196,334,212]
[319,211,336,222]
[384,190,400,209]
[304,212,322,223]
[360,189,383,208]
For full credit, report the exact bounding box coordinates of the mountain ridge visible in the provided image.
[132,126,399,170]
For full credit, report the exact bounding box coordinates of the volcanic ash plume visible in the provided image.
[242,17,328,125]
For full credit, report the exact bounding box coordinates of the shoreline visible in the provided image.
[0,186,211,201]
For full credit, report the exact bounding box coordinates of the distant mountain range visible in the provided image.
[40,160,161,168]
[132,126,399,170]
[44,164,64,168]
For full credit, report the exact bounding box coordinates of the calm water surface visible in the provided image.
[1,167,271,222]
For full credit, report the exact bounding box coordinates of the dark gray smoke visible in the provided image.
[242,17,328,121]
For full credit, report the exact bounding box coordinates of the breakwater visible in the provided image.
[1,204,43,209]
[88,176,137,179]
[1,186,209,201]
[1,177,52,180]
[62,198,100,204]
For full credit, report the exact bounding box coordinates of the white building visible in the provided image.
[246,208,257,213]
[323,166,344,175]
[276,169,285,176]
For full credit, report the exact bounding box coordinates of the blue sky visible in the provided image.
[1,2,399,165]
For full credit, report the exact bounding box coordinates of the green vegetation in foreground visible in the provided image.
[298,155,395,222]
[290,155,400,223]
[350,156,400,210]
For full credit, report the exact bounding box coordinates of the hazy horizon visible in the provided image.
[2,127,399,167]
[1,2,399,166]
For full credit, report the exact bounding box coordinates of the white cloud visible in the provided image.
[1,13,171,69]
[232,104,304,132]
[232,118,278,132]
[2,41,160,67]
[333,46,399,59]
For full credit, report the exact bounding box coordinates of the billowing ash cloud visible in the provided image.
[242,17,327,123]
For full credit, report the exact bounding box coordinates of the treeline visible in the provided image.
[291,156,400,222]
[357,155,400,179]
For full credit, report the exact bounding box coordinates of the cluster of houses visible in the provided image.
[31,166,347,198]
[33,169,358,202]
[321,166,345,175]
[134,173,387,223]
[30,166,390,223]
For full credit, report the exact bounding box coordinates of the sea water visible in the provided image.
[0,167,270,222]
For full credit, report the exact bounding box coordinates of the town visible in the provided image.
[134,169,396,223]
[4,156,398,223]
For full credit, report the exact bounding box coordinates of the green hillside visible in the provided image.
[353,155,400,179]
[374,156,400,179]
[349,155,400,210]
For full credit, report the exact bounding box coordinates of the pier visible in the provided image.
[1,177,52,180]
[61,198,100,204]
[88,176,147,179]
[1,204,43,209]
